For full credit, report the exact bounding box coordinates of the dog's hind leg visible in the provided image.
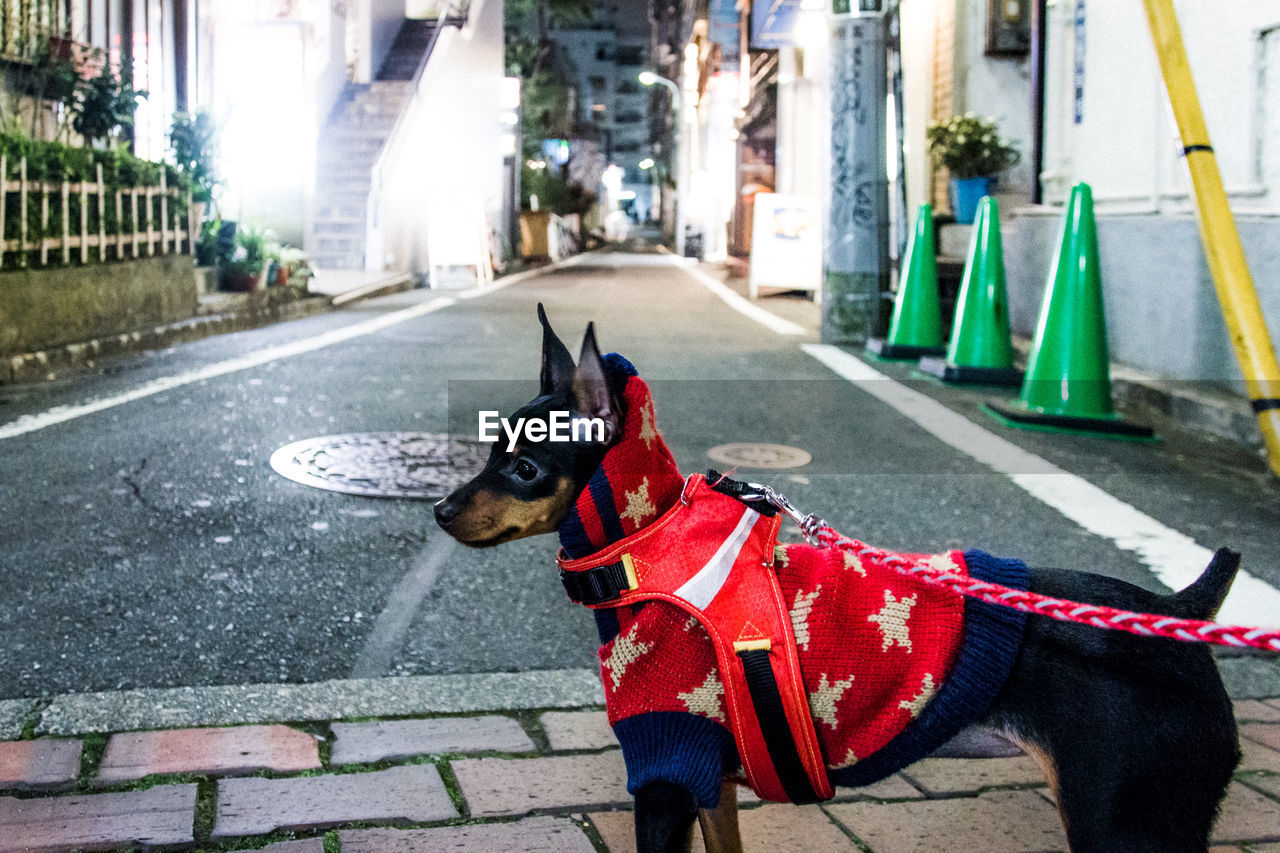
[1029,712,1232,853]
[985,565,1239,852]
[697,778,744,853]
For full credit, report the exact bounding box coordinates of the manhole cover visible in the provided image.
[269,432,488,499]
[706,443,812,470]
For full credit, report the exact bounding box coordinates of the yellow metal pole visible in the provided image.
[1141,0,1280,477]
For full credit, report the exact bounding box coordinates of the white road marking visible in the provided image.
[0,297,458,441]
[672,259,807,336]
[802,343,1280,628]
[350,540,457,679]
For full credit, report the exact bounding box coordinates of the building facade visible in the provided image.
[556,0,657,220]
[909,0,1280,389]
[0,0,195,158]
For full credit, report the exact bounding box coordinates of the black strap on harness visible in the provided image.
[737,647,822,804]
[706,470,780,517]
[560,560,632,605]
[709,470,823,801]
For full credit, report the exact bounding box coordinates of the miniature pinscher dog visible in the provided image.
[435,305,1240,853]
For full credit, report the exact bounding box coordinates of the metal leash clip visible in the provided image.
[747,483,827,544]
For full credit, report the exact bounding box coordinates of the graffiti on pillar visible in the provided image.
[830,21,874,238]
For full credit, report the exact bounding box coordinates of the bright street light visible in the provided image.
[638,70,687,255]
[639,158,655,170]
[638,71,680,100]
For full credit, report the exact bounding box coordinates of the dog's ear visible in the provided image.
[573,322,621,444]
[538,303,575,396]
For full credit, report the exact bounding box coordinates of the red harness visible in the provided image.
[558,474,834,803]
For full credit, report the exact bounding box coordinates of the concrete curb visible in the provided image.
[6,655,1277,739]
[30,669,604,736]
[0,699,36,740]
[328,272,415,307]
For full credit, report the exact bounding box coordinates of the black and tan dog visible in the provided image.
[436,306,1240,853]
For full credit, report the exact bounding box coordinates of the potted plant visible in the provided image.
[168,110,220,220]
[195,217,221,267]
[926,114,1019,224]
[277,247,313,290]
[220,224,270,292]
[70,60,147,149]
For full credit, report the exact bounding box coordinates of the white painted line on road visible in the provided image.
[0,297,456,441]
[802,343,1280,628]
[350,540,457,679]
[674,260,808,336]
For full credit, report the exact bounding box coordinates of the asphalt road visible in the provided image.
[2,249,1278,700]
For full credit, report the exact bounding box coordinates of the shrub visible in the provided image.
[926,114,1020,180]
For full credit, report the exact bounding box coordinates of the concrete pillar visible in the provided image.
[822,14,890,344]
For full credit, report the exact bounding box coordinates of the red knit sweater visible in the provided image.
[558,364,966,779]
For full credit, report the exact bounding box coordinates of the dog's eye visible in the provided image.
[513,458,538,482]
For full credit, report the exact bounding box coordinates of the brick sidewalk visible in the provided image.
[1,701,1278,852]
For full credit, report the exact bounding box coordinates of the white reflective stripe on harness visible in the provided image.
[676,506,760,610]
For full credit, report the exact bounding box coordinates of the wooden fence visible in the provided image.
[1,154,194,269]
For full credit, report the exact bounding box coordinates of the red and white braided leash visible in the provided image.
[742,481,1280,654]
[815,525,1280,654]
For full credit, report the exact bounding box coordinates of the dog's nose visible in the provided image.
[434,499,459,529]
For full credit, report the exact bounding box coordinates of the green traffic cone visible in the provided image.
[919,196,1022,386]
[986,184,1153,438]
[867,203,945,360]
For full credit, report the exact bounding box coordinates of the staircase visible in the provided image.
[311,19,441,270]
[378,18,439,80]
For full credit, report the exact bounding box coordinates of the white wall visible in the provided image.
[314,3,351,129]
[899,0,934,215]
[1042,0,1280,212]
[775,47,825,203]
[1000,1,1280,393]
[953,0,1033,200]
[373,0,505,275]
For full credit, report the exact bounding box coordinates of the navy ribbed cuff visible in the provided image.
[613,711,737,808]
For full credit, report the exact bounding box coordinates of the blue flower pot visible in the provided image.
[950,177,992,224]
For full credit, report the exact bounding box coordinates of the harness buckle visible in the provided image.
[560,554,639,605]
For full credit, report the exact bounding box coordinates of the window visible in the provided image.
[615,45,644,66]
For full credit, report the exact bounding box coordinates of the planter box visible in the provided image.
[0,256,197,357]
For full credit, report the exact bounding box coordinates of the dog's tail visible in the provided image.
[1162,547,1241,620]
